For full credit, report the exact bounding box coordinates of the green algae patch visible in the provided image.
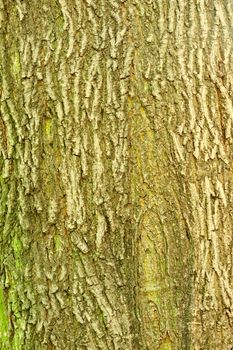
[12,332,23,350]
[159,335,172,350]
[44,118,54,145]
[0,286,9,348]
[12,51,21,76]
[9,289,24,350]
[54,234,63,252]
[45,118,53,136]
[13,236,23,256]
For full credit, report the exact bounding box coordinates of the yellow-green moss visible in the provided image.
[13,236,22,256]
[54,234,63,252]
[12,332,23,350]
[11,51,21,76]
[0,286,9,348]
[44,118,53,136]
[159,336,172,350]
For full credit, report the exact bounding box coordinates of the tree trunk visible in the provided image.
[0,1,232,349]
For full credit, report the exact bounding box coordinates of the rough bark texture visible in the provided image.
[0,1,232,349]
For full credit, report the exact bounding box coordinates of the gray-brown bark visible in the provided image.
[0,1,233,349]
[130,1,233,348]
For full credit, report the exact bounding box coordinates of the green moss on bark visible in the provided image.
[0,286,9,349]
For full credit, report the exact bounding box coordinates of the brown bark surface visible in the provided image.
[0,1,232,349]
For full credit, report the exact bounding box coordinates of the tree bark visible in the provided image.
[0,1,232,349]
